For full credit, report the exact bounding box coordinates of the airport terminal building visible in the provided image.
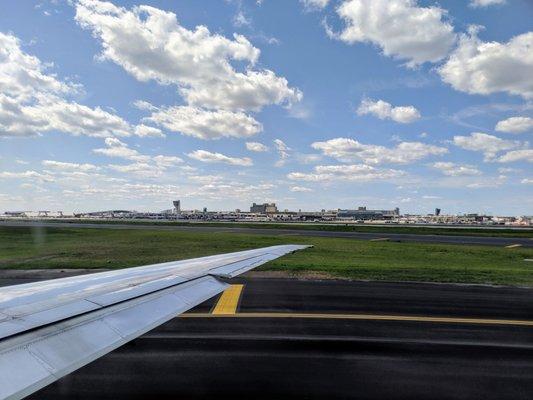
[337,206,400,221]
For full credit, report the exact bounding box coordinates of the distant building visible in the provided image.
[435,208,441,216]
[250,202,278,214]
[173,200,181,214]
[337,206,400,220]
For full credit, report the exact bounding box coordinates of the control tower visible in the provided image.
[173,200,181,214]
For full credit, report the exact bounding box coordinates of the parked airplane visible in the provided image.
[0,244,310,400]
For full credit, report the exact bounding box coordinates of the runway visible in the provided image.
[15,276,533,400]
[1,220,532,247]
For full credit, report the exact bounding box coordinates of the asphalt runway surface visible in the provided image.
[1,220,532,247]
[1,276,528,400]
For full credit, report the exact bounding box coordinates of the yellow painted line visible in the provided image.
[182,312,533,327]
[505,244,522,249]
[369,237,389,242]
[212,284,244,315]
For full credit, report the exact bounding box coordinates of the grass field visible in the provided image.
[10,218,533,238]
[1,226,532,286]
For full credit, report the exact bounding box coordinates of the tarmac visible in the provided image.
[9,276,531,400]
[1,220,532,247]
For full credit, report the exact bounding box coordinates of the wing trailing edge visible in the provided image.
[0,244,310,400]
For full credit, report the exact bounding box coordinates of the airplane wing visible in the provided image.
[0,244,310,400]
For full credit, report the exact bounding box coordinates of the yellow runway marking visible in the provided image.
[212,285,244,315]
[505,244,522,248]
[369,237,389,242]
[183,312,533,327]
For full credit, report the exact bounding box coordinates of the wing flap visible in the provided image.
[209,244,309,278]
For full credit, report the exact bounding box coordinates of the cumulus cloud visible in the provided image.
[0,31,149,138]
[452,132,520,161]
[521,178,533,184]
[333,0,456,67]
[75,0,301,112]
[42,160,101,172]
[496,149,533,163]
[495,117,533,134]
[246,142,269,152]
[152,155,183,168]
[134,124,164,137]
[0,170,54,182]
[107,162,164,178]
[187,150,253,166]
[439,29,533,99]
[312,138,447,164]
[93,138,184,178]
[0,35,75,102]
[288,164,405,182]
[133,100,157,111]
[431,162,482,176]
[93,138,149,161]
[357,98,421,123]
[470,0,506,8]
[145,106,262,140]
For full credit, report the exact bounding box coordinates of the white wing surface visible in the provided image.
[0,244,310,400]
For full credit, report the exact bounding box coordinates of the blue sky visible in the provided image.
[0,0,531,214]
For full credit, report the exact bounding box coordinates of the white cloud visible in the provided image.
[439,29,533,99]
[290,186,313,192]
[107,162,166,178]
[288,164,405,182]
[152,155,183,167]
[274,138,290,166]
[431,162,482,176]
[93,137,148,161]
[312,138,447,164]
[133,100,157,111]
[300,0,330,10]
[452,132,520,161]
[0,170,54,182]
[495,117,533,134]
[134,124,164,137]
[357,98,420,123]
[188,180,275,202]
[0,32,145,138]
[246,142,269,152]
[146,106,261,140]
[42,160,100,172]
[497,149,533,163]
[0,93,134,138]
[75,0,301,111]
[93,138,184,178]
[233,11,251,27]
[334,0,456,67]
[187,150,253,166]
[470,0,506,8]
[0,32,75,102]
[521,178,533,184]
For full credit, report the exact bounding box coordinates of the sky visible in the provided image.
[0,0,532,215]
